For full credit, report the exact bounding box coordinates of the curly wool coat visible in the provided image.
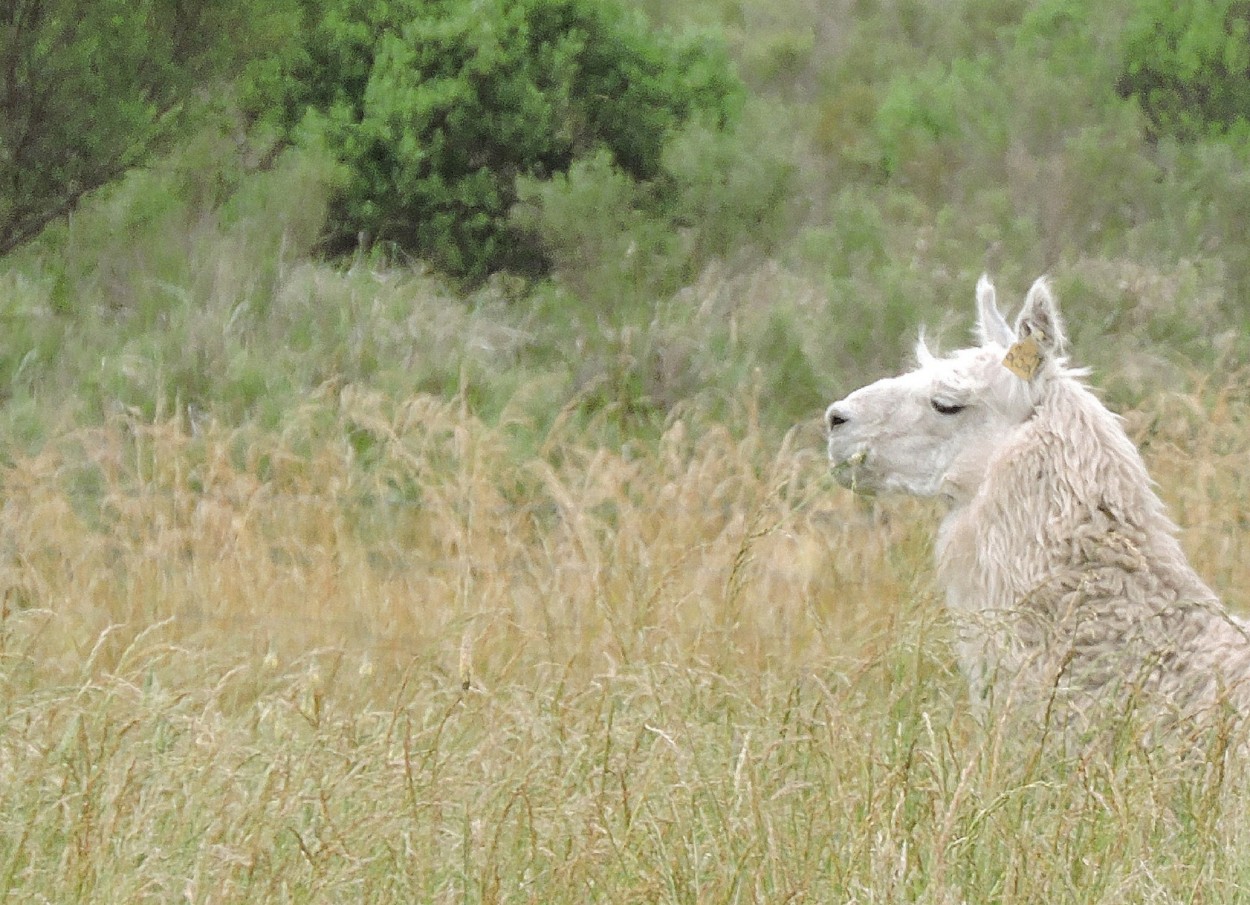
[937,364,1250,731]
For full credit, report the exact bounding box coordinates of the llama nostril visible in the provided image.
[826,406,850,431]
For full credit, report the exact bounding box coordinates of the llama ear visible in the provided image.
[1014,277,1065,351]
[975,274,1014,347]
[1003,277,1065,380]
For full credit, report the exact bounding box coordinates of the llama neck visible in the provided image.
[936,377,1212,612]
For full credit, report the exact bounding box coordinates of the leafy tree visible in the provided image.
[278,0,742,281]
[0,0,301,256]
[1117,0,1250,140]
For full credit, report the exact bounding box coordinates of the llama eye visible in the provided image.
[931,399,966,415]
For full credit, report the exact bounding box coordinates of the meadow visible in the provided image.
[5,0,1250,900]
[3,332,1250,903]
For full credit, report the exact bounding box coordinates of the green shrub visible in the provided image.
[511,151,682,311]
[280,0,742,282]
[660,113,796,263]
[1118,0,1250,140]
[510,112,794,315]
[33,130,340,323]
[874,56,1005,187]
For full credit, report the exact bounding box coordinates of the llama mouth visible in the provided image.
[830,449,873,493]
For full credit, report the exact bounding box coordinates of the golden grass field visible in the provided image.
[2,367,1250,902]
[11,0,1250,897]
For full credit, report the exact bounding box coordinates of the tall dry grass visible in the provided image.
[0,384,925,681]
[0,375,1248,901]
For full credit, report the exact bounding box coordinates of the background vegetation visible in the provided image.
[3,0,1250,899]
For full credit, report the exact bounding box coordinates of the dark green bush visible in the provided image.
[1118,0,1250,140]
[279,0,742,281]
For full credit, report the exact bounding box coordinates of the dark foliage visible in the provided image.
[274,0,742,281]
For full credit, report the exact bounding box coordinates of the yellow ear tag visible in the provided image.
[1002,333,1044,380]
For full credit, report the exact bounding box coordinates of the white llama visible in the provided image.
[826,275,1250,735]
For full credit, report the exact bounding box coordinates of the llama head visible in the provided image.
[826,275,1066,502]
